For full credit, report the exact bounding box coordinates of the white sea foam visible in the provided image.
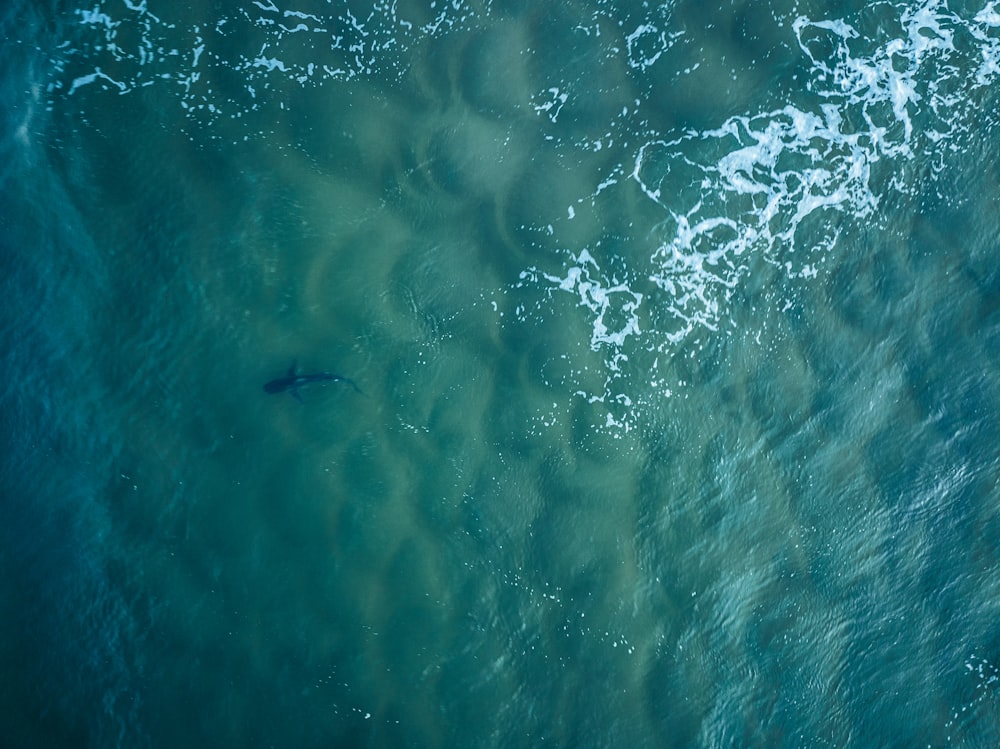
[53,0,480,133]
[626,23,681,70]
[522,0,1000,430]
[519,249,643,355]
[533,87,568,123]
[67,68,128,95]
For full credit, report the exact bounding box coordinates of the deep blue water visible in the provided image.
[2,0,1000,746]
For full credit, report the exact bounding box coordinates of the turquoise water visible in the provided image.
[2,0,1000,746]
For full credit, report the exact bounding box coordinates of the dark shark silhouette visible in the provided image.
[264,361,362,402]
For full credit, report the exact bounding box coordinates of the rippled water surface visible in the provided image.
[2,0,1000,746]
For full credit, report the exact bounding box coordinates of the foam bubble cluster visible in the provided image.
[523,0,1000,428]
[50,0,481,135]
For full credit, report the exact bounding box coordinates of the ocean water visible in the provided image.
[2,0,1000,746]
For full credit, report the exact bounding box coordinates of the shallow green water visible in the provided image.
[2,0,1000,747]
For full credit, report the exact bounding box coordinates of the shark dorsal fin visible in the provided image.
[287,359,298,377]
